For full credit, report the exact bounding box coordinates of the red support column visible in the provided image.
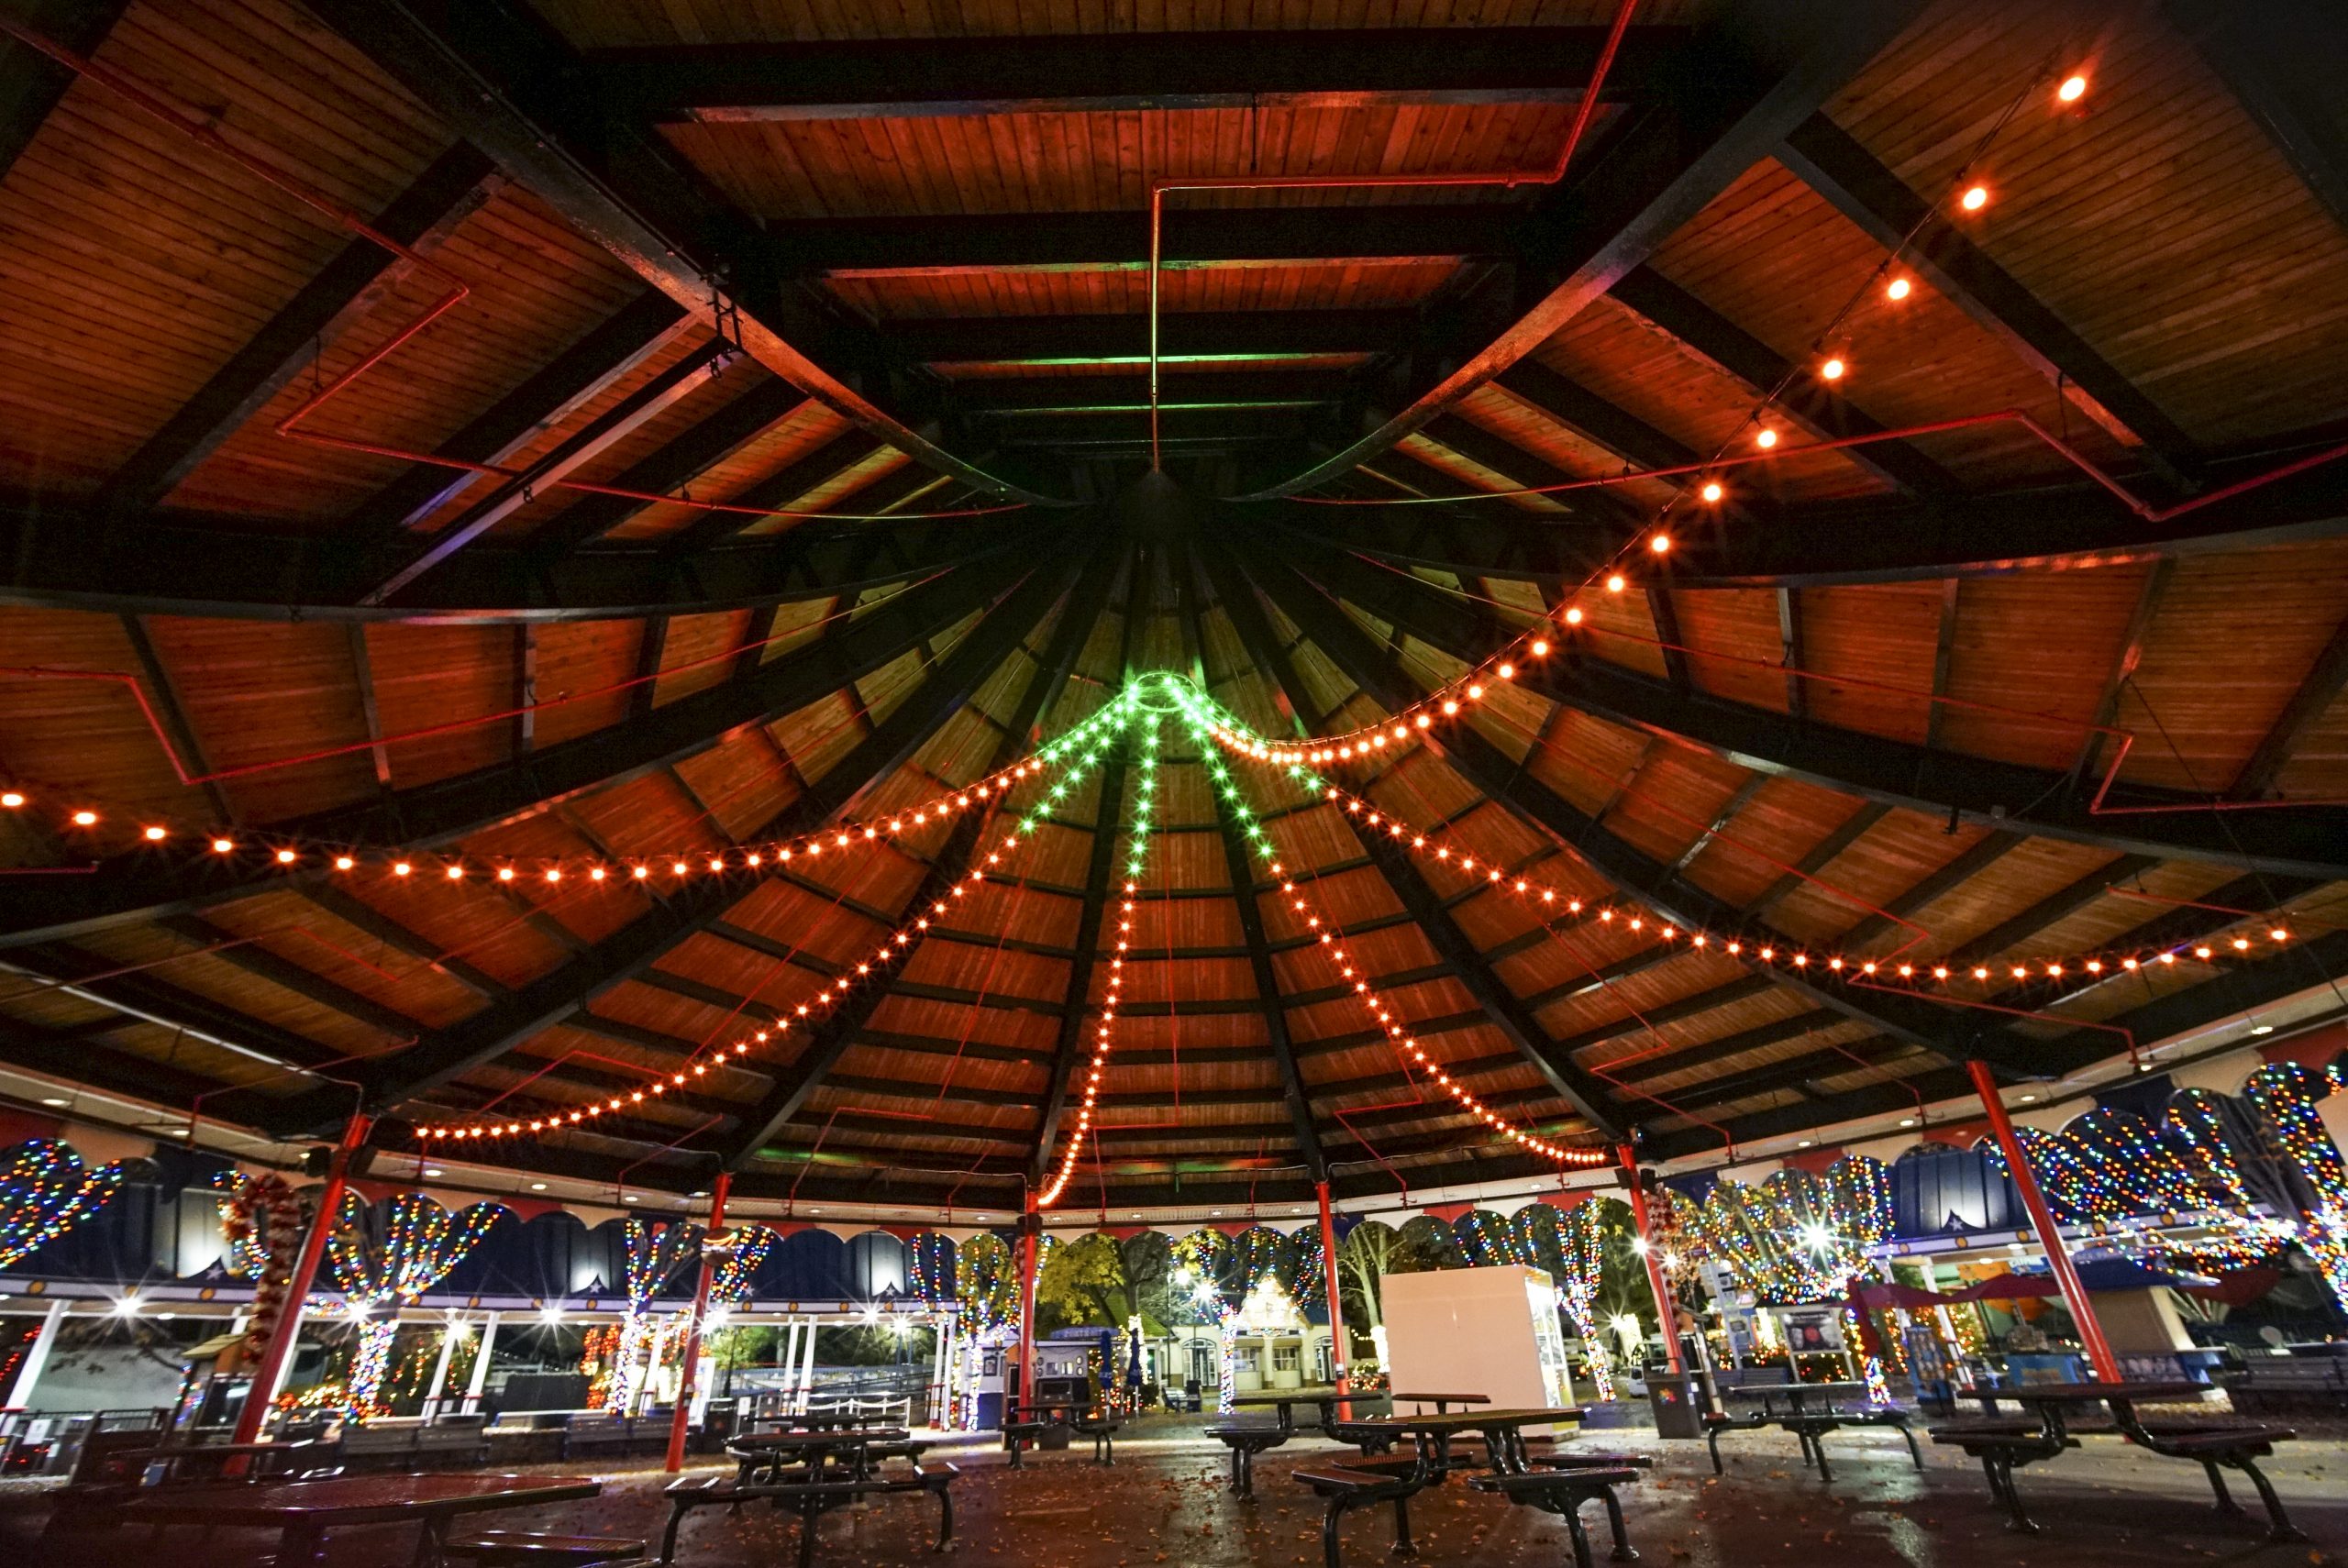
[232,1110,372,1444]
[1016,1198,1041,1414]
[1316,1180,1349,1419]
[1619,1144,1684,1375]
[665,1173,731,1473]
[1968,1060,2121,1381]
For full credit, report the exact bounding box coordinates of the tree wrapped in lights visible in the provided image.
[325,1193,505,1416]
[1,1138,128,1268]
[610,1219,693,1416]
[2241,1062,2348,1310]
[710,1224,776,1306]
[1550,1202,1620,1400]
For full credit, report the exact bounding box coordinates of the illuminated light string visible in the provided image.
[1038,710,1157,1207]
[1176,701,1612,1168]
[0,1138,128,1268]
[415,706,1140,1144]
[0,696,1135,886]
[324,1191,504,1415]
[1167,673,2295,1005]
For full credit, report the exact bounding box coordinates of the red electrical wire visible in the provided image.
[1146,0,1640,469]
[0,16,1024,531]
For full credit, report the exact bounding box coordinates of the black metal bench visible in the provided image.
[2222,1358,2348,1418]
[1468,1465,1644,1568]
[1293,1460,1436,1568]
[1069,1413,1121,1465]
[1927,1417,2298,1536]
[659,1462,958,1568]
[999,1420,1051,1467]
[1206,1422,1291,1498]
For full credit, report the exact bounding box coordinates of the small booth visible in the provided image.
[1381,1265,1577,1428]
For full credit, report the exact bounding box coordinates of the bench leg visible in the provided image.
[1390,1493,1416,1559]
[1811,1436,1834,1485]
[933,1485,955,1551]
[795,1507,820,1568]
[1899,1425,1922,1473]
[1320,1496,1352,1568]
[2228,1457,2306,1543]
[1560,1503,1596,1568]
[1239,1446,1257,1501]
[659,1504,692,1565]
[1991,1459,2037,1534]
[1706,1428,1727,1476]
[1601,1486,1638,1562]
[2201,1462,2244,1516]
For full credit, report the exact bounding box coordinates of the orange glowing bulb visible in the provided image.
[1699,481,1722,502]
[2056,74,2087,103]
[1649,534,1671,553]
[144,825,167,841]
[0,792,22,809]
[1820,357,1846,381]
[393,861,412,877]
[1529,639,1549,657]
[71,810,97,826]
[1564,606,1584,624]
[1605,574,1625,593]
[1961,184,1988,211]
[1755,428,1778,448]
[211,837,235,854]
[446,865,464,879]
[274,848,296,865]
[335,856,355,871]
[1885,276,1911,302]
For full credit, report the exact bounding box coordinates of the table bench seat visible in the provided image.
[1068,1415,1121,1465]
[659,1462,957,1568]
[1205,1424,1292,1498]
[1468,1467,1644,1568]
[444,1529,647,1566]
[1293,1463,1434,1568]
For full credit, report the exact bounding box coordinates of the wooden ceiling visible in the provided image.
[1,0,2345,1211]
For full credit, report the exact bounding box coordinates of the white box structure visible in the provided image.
[1380,1264,1577,1431]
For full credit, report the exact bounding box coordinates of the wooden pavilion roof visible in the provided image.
[1,0,2345,1212]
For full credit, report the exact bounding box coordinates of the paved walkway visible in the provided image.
[6,1414,2342,1566]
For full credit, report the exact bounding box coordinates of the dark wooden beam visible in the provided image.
[1284,530,2348,878]
[1266,437,2348,587]
[0,0,132,182]
[2070,561,2173,780]
[116,613,234,826]
[523,377,811,559]
[1232,0,1932,498]
[0,547,1046,951]
[2231,609,2348,800]
[1779,113,2198,474]
[2166,0,2348,233]
[1746,801,1889,916]
[1242,542,2091,1084]
[94,144,496,515]
[595,27,1685,122]
[902,311,1413,369]
[1922,580,1961,752]
[1608,265,1956,496]
[305,0,1065,505]
[1777,586,1806,718]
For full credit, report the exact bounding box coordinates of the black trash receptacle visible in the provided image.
[1645,1367,1709,1440]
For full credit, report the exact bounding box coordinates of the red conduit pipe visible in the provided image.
[0,16,1018,529]
[1966,1058,2121,1381]
[1620,1144,1684,1375]
[1147,0,1640,469]
[665,1171,729,1473]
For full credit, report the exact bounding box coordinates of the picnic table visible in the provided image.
[1387,1391,1490,1414]
[1290,1408,1640,1568]
[117,1472,601,1568]
[1004,1397,1121,1465]
[1934,1380,2301,1538]
[729,1427,915,1485]
[138,1438,331,1484]
[1709,1379,1917,1481]
[1233,1387,1344,1433]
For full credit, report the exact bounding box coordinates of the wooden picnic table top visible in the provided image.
[119,1472,600,1528]
[1389,1392,1491,1408]
[1964,1380,2203,1407]
[1719,1380,1872,1404]
[1233,1389,1341,1406]
[1349,1407,1584,1434]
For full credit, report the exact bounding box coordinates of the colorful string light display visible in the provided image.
[709,1223,777,1305]
[323,1191,505,1414]
[214,1169,305,1355]
[2241,1061,2348,1311]
[0,1139,127,1269]
[611,1218,692,1416]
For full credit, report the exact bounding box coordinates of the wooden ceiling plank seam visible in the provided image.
[1238,540,2081,1088]
[2228,607,2348,800]
[1231,0,1936,500]
[304,0,1066,507]
[151,912,425,1043]
[1778,112,2200,479]
[1646,588,1693,691]
[0,548,1043,952]
[1493,359,1704,475]
[512,624,537,756]
[2068,560,2176,781]
[1921,579,1961,753]
[1606,265,1956,497]
[726,545,1107,1173]
[1284,531,2348,878]
[630,617,671,723]
[93,142,499,517]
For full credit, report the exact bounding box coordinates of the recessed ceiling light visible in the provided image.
[2250,1024,2274,1036]
[1899,1118,1918,1128]
[2018,1094,2037,1104]
[529,1182,548,1191]
[422,1166,444,1177]
[1796,1139,1813,1148]
[623,1194,639,1204]
[40,1098,68,1107]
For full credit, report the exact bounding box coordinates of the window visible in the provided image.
[1273,1344,1301,1372]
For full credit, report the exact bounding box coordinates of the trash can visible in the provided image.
[1645,1366,1709,1440]
[974,1391,1005,1431]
